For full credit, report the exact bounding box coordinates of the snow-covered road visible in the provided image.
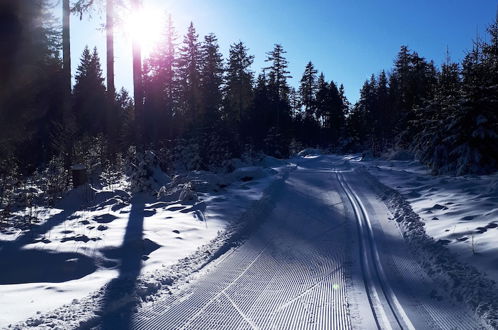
[128,155,486,330]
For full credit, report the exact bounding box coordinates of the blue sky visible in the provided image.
[68,0,498,103]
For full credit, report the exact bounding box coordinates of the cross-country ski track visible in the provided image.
[127,155,487,330]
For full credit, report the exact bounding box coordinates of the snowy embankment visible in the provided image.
[0,156,292,329]
[355,155,498,327]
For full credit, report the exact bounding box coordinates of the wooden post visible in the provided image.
[71,164,87,187]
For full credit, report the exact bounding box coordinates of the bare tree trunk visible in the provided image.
[106,0,115,99]
[62,0,73,170]
[132,0,144,148]
[62,0,71,96]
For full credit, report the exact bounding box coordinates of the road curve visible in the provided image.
[130,155,487,330]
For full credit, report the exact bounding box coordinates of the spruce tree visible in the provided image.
[143,14,177,144]
[0,1,65,172]
[223,41,254,125]
[200,33,224,124]
[177,22,202,127]
[73,46,107,137]
[263,44,292,156]
[299,61,318,119]
[265,44,291,102]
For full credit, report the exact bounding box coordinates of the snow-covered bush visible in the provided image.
[240,144,264,165]
[0,158,20,225]
[159,134,235,173]
[172,139,203,171]
[264,127,289,158]
[126,147,171,193]
[42,156,69,206]
[73,136,108,184]
[126,147,154,192]
[179,182,198,202]
[203,134,232,171]
[289,139,304,156]
[100,153,125,190]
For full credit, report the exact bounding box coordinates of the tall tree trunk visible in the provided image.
[106,0,115,99]
[62,0,73,170]
[62,0,71,96]
[132,0,144,148]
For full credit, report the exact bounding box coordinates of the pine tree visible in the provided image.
[143,14,177,144]
[0,1,65,173]
[370,71,390,152]
[73,46,107,137]
[265,44,291,102]
[347,79,374,150]
[223,41,254,125]
[263,44,292,155]
[177,22,202,126]
[251,74,271,149]
[410,54,460,172]
[299,61,318,120]
[315,73,328,126]
[200,33,224,124]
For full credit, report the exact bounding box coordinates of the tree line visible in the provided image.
[0,1,497,182]
[348,18,498,174]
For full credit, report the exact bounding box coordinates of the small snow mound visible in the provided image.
[179,182,198,202]
[297,148,321,157]
[188,171,228,192]
[151,166,172,187]
[485,179,498,195]
[229,166,275,182]
[260,156,287,168]
[56,184,97,209]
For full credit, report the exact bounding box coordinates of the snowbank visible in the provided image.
[297,148,321,157]
[360,158,498,282]
[375,175,498,328]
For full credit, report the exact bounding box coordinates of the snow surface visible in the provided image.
[359,157,498,282]
[1,153,497,329]
[0,158,290,329]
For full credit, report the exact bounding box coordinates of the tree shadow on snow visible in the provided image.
[98,195,158,329]
[0,188,120,284]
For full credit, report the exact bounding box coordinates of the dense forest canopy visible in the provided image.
[0,0,497,184]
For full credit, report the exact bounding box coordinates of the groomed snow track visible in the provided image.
[132,162,353,329]
[128,155,488,330]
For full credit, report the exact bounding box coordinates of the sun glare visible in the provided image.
[126,5,163,56]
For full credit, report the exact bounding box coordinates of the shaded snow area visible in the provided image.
[0,157,290,329]
[354,156,498,327]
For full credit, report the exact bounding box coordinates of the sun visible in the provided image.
[126,5,163,56]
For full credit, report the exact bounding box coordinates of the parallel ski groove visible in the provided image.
[337,171,415,330]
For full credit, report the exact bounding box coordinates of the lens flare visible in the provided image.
[126,5,163,56]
